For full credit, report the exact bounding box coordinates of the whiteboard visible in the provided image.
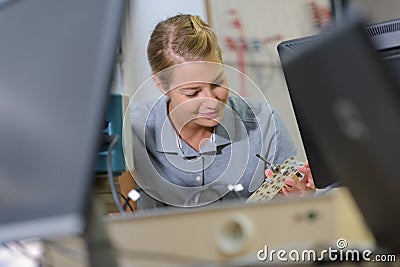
[208,0,332,66]
[207,0,333,162]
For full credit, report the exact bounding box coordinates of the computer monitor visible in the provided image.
[277,17,400,189]
[366,18,400,87]
[278,34,337,189]
[0,0,125,242]
[277,17,400,253]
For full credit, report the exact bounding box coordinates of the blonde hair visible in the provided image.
[147,14,222,88]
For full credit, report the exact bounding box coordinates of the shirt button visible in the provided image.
[195,176,202,182]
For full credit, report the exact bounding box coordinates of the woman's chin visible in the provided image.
[194,117,221,128]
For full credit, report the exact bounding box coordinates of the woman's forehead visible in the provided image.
[168,61,224,88]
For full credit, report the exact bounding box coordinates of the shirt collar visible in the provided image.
[214,102,236,146]
[154,96,236,154]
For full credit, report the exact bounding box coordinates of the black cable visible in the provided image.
[106,134,125,214]
[120,194,134,212]
[201,155,205,187]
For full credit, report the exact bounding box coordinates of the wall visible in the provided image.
[121,0,207,99]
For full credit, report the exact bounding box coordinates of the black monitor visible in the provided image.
[278,34,337,189]
[277,17,400,253]
[277,17,400,189]
[366,18,400,87]
[0,0,125,243]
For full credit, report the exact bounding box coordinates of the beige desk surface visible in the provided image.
[45,187,393,267]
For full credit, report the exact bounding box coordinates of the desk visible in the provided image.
[47,187,378,267]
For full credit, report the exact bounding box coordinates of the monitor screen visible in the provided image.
[0,0,125,242]
[277,17,400,189]
[277,17,400,253]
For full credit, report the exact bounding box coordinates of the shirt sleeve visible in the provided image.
[265,106,298,165]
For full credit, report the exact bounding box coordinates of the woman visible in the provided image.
[126,14,315,209]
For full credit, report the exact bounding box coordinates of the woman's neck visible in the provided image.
[180,125,213,151]
[170,117,213,152]
[167,100,214,151]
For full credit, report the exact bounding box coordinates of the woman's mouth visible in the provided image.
[199,109,220,119]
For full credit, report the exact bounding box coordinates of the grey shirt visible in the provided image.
[129,94,297,208]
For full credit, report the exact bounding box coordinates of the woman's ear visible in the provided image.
[152,75,167,94]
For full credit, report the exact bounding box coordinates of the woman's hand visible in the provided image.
[282,161,316,196]
[264,161,316,197]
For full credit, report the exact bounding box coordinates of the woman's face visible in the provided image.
[164,60,229,129]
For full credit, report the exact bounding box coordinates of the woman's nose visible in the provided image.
[201,85,216,98]
[201,90,219,109]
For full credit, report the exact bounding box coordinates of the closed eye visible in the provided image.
[183,91,200,97]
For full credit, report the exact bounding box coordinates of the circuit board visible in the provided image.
[247,159,304,202]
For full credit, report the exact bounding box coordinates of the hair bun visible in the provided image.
[190,15,206,33]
